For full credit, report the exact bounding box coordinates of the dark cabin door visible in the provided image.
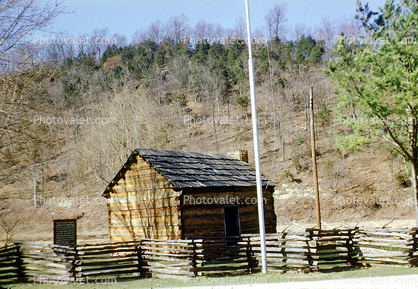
[223,206,240,237]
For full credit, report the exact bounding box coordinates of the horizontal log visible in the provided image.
[0,245,19,253]
[151,272,194,279]
[22,265,70,275]
[16,241,76,251]
[79,258,139,267]
[110,211,180,220]
[142,255,190,262]
[142,251,190,258]
[255,254,307,261]
[21,259,71,270]
[202,259,248,266]
[312,238,352,243]
[197,265,250,272]
[20,248,77,255]
[112,180,172,194]
[138,237,192,243]
[108,191,178,203]
[79,240,141,247]
[356,257,409,264]
[110,217,180,227]
[77,248,140,256]
[0,261,19,269]
[108,199,180,211]
[24,272,74,283]
[356,236,413,243]
[356,251,409,257]
[145,260,192,267]
[144,267,192,276]
[248,236,309,242]
[354,242,411,249]
[77,253,138,261]
[78,266,140,276]
[267,258,310,265]
[20,253,73,263]
[76,242,140,250]
[140,243,191,249]
[79,262,139,273]
[0,254,19,262]
[254,247,310,253]
[311,254,350,261]
[314,229,356,234]
[267,263,308,269]
[0,268,20,275]
[356,230,413,239]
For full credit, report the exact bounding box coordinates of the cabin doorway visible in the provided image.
[223,206,241,238]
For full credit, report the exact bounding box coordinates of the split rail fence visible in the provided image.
[1,226,418,284]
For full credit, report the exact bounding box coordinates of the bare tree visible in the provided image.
[0,0,66,71]
[264,4,288,41]
[293,23,312,41]
[168,14,189,43]
[231,16,246,40]
[315,18,336,62]
[337,16,361,41]
[148,20,166,43]
[112,33,127,48]
[0,204,21,247]
[213,24,225,40]
[38,32,76,65]
[192,20,217,40]
[132,28,147,45]
[88,28,109,59]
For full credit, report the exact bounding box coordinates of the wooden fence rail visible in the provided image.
[0,244,21,285]
[1,226,418,284]
[353,227,418,266]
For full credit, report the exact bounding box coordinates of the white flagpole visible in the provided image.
[245,0,267,274]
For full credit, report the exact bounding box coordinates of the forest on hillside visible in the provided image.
[0,3,362,196]
[1,0,417,243]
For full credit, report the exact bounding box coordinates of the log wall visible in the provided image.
[181,189,276,239]
[107,154,181,241]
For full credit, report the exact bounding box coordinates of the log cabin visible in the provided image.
[102,149,276,241]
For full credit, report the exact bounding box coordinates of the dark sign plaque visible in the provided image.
[54,219,77,246]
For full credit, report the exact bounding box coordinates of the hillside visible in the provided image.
[0,34,416,245]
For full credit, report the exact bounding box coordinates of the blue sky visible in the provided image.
[47,0,388,42]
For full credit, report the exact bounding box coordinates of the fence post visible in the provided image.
[346,229,357,268]
[189,239,197,277]
[306,229,315,272]
[136,240,145,278]
[15,243,25,283]
[245,236,257,273]
[71,245,79,282]
[408,228,418,266]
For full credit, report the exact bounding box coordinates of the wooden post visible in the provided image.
[310,87,321,230]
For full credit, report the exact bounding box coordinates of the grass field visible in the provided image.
[2,266,418,289]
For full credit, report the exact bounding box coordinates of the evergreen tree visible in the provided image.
[325,0,418,224]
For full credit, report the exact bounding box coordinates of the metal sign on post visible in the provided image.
[245,0,267,274]
[54,219,77,247]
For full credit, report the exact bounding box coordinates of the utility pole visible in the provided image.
[310,87,321,230]
[245,0,267,273]
[34,177,38,208]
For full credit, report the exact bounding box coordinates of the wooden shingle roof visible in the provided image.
[104,148,275,195]
[136,148,274,189]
